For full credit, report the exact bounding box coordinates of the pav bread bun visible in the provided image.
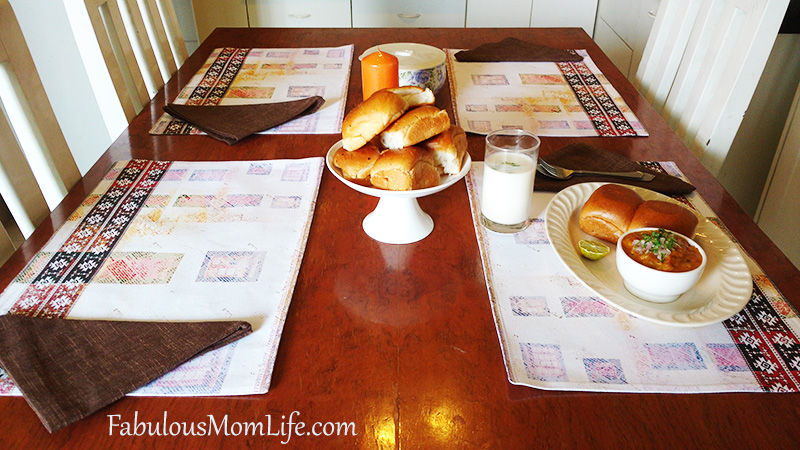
[380,106,451,150]
[386,86,435,107]
[342,90,408,150]
[579,184,644,243]
[369,146,440,191]
[628,200,699,238]
[419,125,467,175]
[333,142,381,183]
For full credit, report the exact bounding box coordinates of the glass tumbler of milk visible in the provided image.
[480,129,540,233]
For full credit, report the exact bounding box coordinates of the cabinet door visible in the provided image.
[192,0,249,43]
[248,0,352,27]
[629,0,660,75]
[352,0,466,27]
[466,0,532,27]
[593,17,632,76]
[530,0,598,37]
[595,0,639,44]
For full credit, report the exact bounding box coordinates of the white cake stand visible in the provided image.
[326,141,471,244]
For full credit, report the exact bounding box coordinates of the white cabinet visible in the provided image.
[465,0,598,35]
[531,0,598,37]
[248,0,352,27]
[351,0,467,27]
[593,16,632,75]
[629,0,659,75]
[188,0,599,37]
[466,0,533,27]
[596,0,639,44]
[593,0,658,78]
[191,0,248,43]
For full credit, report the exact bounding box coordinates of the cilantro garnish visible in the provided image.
[631,228,678,262]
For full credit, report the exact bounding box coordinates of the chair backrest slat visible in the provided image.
[0,112,51,236]
[85,0,148,121]
[148,0,188,70]
[0,0,82,264]
[142,0,178,77]
[122,0,163,95]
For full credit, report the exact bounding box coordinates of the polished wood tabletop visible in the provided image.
[1,27,798,449]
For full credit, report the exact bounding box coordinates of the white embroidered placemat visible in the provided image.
[150,45,353,135]
[466,161,800,392]
[447,49,648,137]
[0,158,323,396]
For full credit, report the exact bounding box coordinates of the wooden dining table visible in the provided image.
[1,27,798,449]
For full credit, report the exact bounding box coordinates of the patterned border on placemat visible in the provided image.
[8,161,171,318]
[186,47,250,106]
[557,59,638,137]
[724,281,800,392]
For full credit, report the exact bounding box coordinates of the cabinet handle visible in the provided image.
[397,13,421,20]
[289,13,311,19]
[647,10,657,18]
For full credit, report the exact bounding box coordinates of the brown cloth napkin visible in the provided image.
[534,143,696,195]
[0,315,252,432]
[163,96,325,145]
[454,37,583,63]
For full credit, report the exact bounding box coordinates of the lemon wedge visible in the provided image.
[579,239,610,260]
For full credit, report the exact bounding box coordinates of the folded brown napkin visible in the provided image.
[534,143,696,195]
[0,315,251,432]
[454,37,583,63]
[163,96,325,145]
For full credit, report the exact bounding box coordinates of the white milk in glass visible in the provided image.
[481,151,536,227]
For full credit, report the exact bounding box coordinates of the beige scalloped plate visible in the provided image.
[544,182,752,327]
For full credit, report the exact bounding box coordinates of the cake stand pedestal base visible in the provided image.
[363,197,433,244]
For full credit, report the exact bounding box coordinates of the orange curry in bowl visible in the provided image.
[620,229,703,273]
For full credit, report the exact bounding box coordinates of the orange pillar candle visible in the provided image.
[361,50,399,100]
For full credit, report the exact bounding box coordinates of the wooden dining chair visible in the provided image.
[0,0,82,264]
[633,0,790,175]
[83,0,188,122]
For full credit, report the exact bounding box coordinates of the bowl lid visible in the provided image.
[359,43,446,71]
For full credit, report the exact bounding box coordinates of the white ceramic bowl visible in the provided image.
[360,43,447,94]
[616,228,707,303]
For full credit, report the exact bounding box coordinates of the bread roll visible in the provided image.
[386,86,435,107]
[342,90,408,150]
[579,184,644,243]
[333,142,381,183]
[628,200,699,238]
[380,106,451,150]
[419,125,467,175]
[369,146,440,191]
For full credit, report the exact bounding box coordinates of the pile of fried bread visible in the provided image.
[333,86,467,190]
[579,184,699,242]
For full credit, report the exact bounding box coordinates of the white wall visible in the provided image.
[8,0,114,175]
[717,34,800,216]
[756,76,800,270]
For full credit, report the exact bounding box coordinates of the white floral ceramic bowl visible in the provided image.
[616,228,707,303]
[360,43,447,94]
